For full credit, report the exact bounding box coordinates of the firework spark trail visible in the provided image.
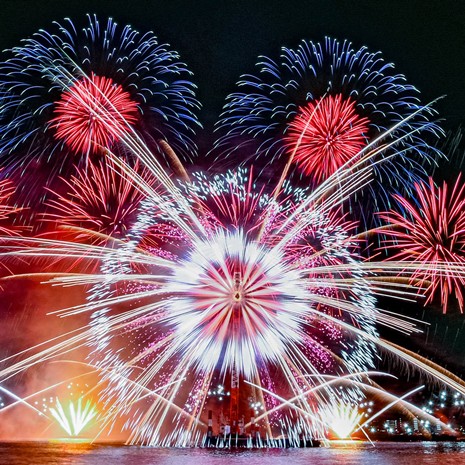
[244,372,394,426]
[249,376,455,436]
[0,370,98,415]
[355,385,425,432]
[0,176,23,237]
[0,385,50,419]
[0,295,183,384]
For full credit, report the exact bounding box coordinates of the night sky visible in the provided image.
[1,0,464,136]
[0,1,465,379]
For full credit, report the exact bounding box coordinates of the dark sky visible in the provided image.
[1,0,464,136]
[0,1,465,374]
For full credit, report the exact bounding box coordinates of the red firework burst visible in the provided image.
[45,158,153,243]
[379,175,465,312]
[50,73,139,155]
[285,94,369,183]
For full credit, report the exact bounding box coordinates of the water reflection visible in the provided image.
[0,442,465,465]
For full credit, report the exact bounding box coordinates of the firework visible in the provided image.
[0,25,463,448]
[286,94,370,183]
[214,38,442,215]
[1,122,464,445]
[70,163,380,444]
[44,158,156,244]
[379,175,465,312]
[50,397,97,437]
[1,144,455,445]
[134,169,376,379]
[0,153,463,445]
[50,74,139,156]
[318,401,363,439]
[0,15,201,175]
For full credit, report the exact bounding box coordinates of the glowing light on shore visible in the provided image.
[319,402,363,439]
[49,398,98,437]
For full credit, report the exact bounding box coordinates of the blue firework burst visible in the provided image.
[214,37,443,215]
[0,15,201,175]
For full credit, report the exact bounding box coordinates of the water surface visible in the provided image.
[1,441,465,465]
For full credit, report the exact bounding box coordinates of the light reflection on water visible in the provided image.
[1,442,465,465]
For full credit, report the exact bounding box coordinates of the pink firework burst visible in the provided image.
[45,158,153,243]
[126,169,365,381]
[285,94,369,183]
[379,175,465,312]
[50,73,139,155]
